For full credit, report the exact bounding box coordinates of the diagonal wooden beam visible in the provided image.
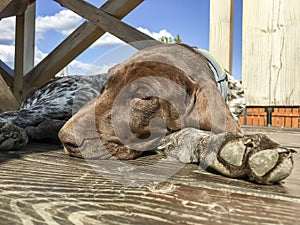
[55,0,161,50]
[0,59,14,88]
[0,0,13,14]
[0,74,19,112]
[24,0,145,92]
[0,0,35,19]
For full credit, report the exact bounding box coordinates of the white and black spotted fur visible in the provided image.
[3,74,107,128]
[0,74,106,149]
[226,72,246,121]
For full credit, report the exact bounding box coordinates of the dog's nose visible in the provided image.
[58,129,82,157]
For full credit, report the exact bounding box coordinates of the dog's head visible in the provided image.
[58,44,240,159]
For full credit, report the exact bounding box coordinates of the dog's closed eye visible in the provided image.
[141,96,152,100]
[134,88,155,100]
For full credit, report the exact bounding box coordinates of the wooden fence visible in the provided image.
[210,0,300,128]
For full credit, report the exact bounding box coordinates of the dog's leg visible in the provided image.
[0,118,28,151]
[25,119,66,143]
[0,109,67,148]
[158,128,295,184]
[0,109,54,128]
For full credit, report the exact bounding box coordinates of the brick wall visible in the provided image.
[239,107,300,128]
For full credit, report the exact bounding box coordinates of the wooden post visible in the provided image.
[209,0,234,73]
[242,0,300,106]
[14,13,25,102]
[24,2,35,75]
[14,1,36,102]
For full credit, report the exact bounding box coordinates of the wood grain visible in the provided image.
[0,128,299,224]
[0,59,14,89]
[14,2,36,102]
[0,0,33,19]
[209,0,234,73]
[0,74,19,112]
[0,0,13,16]
[242,0,300,106]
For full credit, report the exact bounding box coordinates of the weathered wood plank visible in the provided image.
[14,14,25,102]
[24,0,144,93]
[23,2,35,75]
[0,59,14,88]
[13,2,35,102]
[0,145,299,224]
[242,0,300,106]
[55,0,160,50]
[209,0,234,73]
[0,127,299,224]
[0,0,13,15]
[0,0,34,19]
[0,74,18,112]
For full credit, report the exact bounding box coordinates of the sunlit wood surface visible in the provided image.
[0,127,299,224]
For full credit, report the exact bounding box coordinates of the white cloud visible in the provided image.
[137,27,173,40]
[91,27,174,47]
[36,10,83,38]
[0,17,15,44]
[0,44,15,67]
[0,44,51,69]
[58,60,115,76]
[91,32,124,47]
[0,10,83,44]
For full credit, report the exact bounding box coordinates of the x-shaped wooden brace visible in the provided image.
[24,0,161,93]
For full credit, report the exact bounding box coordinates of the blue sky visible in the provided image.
[0,0,243,79]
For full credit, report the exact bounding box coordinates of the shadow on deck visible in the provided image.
[0,126,299,224]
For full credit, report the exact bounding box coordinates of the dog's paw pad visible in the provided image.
[209,134,295,184]
[248,147,294,184]
[248,149,279,177]
[206,135,249,178]
[267,153,293,183]
[219,141,246,167]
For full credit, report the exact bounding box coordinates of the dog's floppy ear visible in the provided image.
[184,76,241,134]
[106,60,201,146]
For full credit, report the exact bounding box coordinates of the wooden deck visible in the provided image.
[0,127,299,224]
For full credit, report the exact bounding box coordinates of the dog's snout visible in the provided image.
[58,127,82,157]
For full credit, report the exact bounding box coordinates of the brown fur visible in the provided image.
[58,44,241,160]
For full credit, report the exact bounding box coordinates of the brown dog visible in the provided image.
[59,44,239,159]
[58,44,294,184]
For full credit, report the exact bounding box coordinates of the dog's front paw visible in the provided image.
[159,128,295,184]
[0,120,28,151]
[245,134,295,184]
[210,134,295,184]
